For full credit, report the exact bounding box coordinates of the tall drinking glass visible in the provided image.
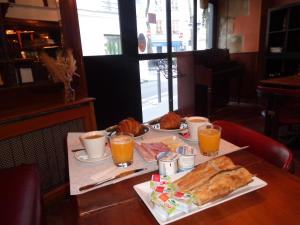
[198,124,221,156]
[109,132,134,167]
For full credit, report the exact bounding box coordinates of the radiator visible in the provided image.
[0,119,85,193]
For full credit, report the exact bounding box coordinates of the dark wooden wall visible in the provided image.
[84,56,142,129]
[230,52,260,101]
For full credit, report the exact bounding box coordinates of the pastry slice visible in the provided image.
[174,156,236,192]
[192,166,253,205]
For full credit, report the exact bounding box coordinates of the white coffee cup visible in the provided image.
[80,130,107,159]
[186,116,210,141]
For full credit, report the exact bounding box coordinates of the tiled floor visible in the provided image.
[45,101,300,224]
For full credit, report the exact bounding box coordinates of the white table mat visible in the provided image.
[67,129,246,195]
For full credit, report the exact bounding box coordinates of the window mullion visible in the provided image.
[193,0,197,50]
[166,0,173,111]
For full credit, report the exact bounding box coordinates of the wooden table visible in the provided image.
[74,150,300,225]
[259,74,300,89]
[258,75,300,137]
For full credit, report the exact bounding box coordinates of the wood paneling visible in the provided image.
[230,52,259,101]
[84,56,142,129]
[59,0,87,99]
[177,52,195,116]
[269,0,300,7]
[0,98,96,201]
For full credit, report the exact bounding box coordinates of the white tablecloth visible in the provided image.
[67,129,245,195]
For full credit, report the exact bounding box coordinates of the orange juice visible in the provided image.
[198,125,221,156]
[110,134,134,167]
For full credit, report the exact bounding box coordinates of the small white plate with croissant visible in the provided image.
[148,112,188,133]
[106,118,150,139]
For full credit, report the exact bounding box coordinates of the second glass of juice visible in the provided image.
[198,124,221,156]
[109,132,134,167]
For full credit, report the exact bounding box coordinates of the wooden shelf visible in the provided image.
[288,28,300,32]
[266,52,300,59]
[265,3,300,79]
[0,18,61,88]
[269,30,286,34]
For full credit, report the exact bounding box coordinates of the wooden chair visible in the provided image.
[256,85,300,142]
[214,120,294,172]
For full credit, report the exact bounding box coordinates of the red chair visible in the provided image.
[256,85,300,141]
[214,120,294,172]
[0,164,42,225]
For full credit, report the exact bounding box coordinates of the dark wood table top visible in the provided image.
[75,150,300,225]
[259,74,300,89]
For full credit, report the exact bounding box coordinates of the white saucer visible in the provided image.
[74,148,111,163]
[178,131,198,143]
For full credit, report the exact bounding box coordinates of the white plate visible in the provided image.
[149,121,188,133]
[134,172,267,225]
[178,130,198,143]
[136,135,191,163]
[106,125,150,139]
[74,148,111,163]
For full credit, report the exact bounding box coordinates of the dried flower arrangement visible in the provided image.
[40,49,79,102]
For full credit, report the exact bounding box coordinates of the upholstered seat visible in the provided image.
[214,120,294,172]
[0,164,41,225]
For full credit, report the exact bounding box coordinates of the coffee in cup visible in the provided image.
[186,116,210,141]
[80,131,107,159]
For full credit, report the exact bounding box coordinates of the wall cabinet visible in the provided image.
[265,3,300,79]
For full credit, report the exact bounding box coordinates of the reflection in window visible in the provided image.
[104,35,121,55]
[171,0,193,52]
[197,3,213,50]
[171,0,178,10]
[76,0,122,56]
[172,20,179,34]
[156,20,163,34]
[136,0,167,54]
[139,59,178,122]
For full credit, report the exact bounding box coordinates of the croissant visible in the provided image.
[116,118,143,136]
[159,112,181,129]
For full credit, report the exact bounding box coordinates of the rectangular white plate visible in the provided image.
[134,171,267,225]
[135,135,190,163]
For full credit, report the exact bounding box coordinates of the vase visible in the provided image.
[64,82,75,103]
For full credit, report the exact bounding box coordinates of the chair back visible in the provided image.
[214,120,294,172]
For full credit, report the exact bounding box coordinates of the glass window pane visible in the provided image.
[197,3,213,50]
[136,0,167,54]
[171,0,194,52]
[76,0,122,56]
[140,59,170,122]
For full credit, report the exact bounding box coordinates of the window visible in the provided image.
[197,3,213,50]
[171,0,193,52]
[77,0,122,56]
[137,0,213,122]
[136,0,167,54]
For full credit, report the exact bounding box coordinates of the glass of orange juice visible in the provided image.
[198,124,221,156]
[109,132,134,167]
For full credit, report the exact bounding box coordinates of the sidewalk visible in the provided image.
[142,91,178,122]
